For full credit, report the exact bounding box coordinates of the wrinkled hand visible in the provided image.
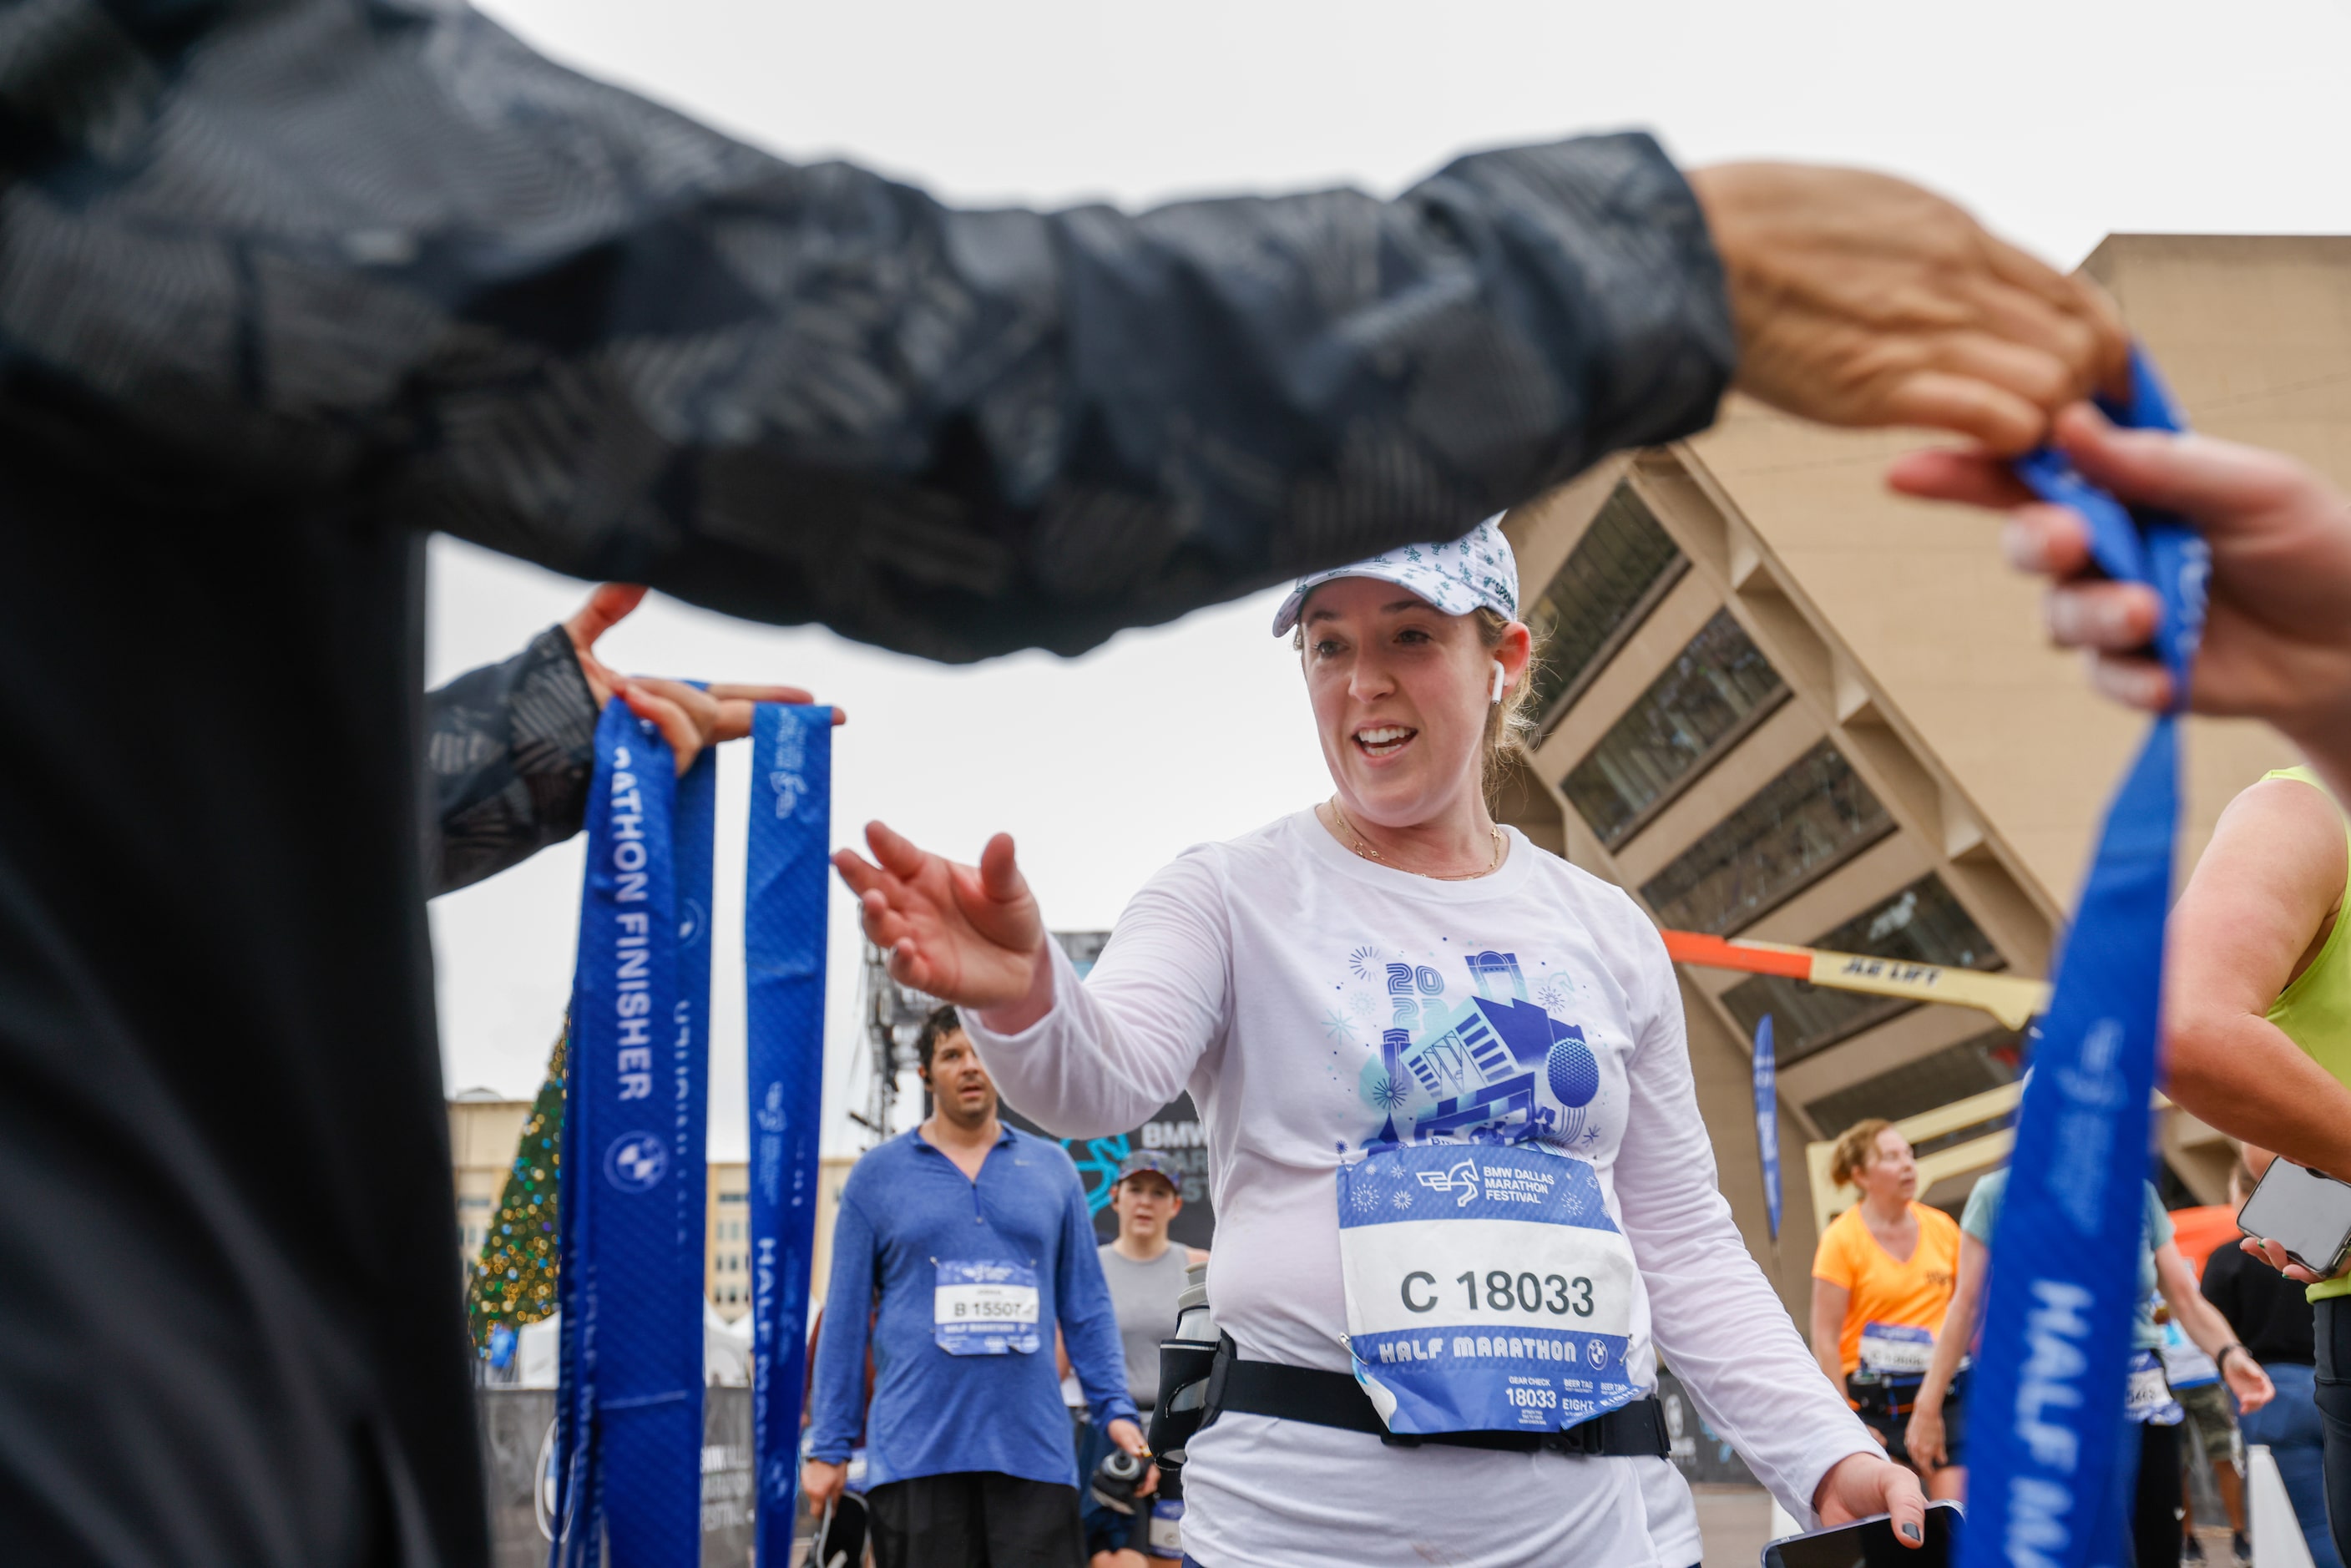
[1688,164,2127,455]
[1814,1452,1929,1545]
[800,1458,847,1509]
[833,823,1048,1010]
[1888,406,2351,750]
[564,584,845,776]
[1904,1403,1947,1473]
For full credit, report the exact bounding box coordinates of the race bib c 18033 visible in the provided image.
[1337,1141,1641,1435]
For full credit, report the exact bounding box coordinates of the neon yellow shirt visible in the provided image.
[2257,768,2351,1300]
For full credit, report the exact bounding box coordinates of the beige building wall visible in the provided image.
[710,1161,751,1320]
[707,1157,857,1324]
[448,1090,532,1260]
[1495,235,2333,1320]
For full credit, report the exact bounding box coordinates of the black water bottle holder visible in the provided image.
[1150,1338,1220,1469]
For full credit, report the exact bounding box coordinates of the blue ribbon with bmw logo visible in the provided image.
[744,703,832,1568]
[1959,349,2209,1568]
[553,698,716,1568]
[552,698,832,1566]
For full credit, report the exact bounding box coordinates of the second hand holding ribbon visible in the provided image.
[1957,352,2210,1568]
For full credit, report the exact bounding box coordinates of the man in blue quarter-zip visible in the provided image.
[805,1005,1141,1567]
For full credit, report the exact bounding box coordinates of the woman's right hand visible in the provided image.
[1904,1401,1947,1473]
[834,822,1050,1014]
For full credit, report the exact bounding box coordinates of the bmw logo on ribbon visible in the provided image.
[604,1131,669,1193]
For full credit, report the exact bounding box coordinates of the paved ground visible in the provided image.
[793,1491,2251,1565]
[1692,1486,1773,1566]
[1693,1486,2244,1565]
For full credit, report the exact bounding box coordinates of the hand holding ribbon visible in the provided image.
[550,690,834,1568]
[564,583,845,776]
[1889,387,2351,805]
[1954,352,2208,1568]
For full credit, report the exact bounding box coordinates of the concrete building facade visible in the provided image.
[447,1088,532,1261]
[1496,235,2336,1313]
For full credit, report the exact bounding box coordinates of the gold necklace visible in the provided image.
[1327,797,1504,880]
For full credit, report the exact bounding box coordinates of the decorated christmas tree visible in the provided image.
[468,1023,566,1350]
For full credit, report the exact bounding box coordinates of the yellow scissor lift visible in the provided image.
[1658,929,2052,1231]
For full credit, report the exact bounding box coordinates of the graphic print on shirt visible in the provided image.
[1326,940,1640,1434]
[1336,942,1610,1154]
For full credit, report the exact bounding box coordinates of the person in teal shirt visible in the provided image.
[1964,1172,2172,1350]
[1913,1169,2272,1568]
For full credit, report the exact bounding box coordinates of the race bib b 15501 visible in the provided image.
[1337,1141,1641,1434]
[933,1260,1040,1356]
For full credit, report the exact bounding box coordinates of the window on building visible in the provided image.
[1640,741,1893,935]
[1804,1026,2025,1141]
[1524,483,1686,733]
[1560,610,1787,846]
[1719,876,2005,1064]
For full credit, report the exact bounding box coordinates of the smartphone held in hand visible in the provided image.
[1762,1500,1961,1567]
[2237,1158,2351,1277]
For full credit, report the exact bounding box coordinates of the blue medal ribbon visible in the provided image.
[551,700,715,1568]
[1752,1014,1781,1243]
[744,704,832,1566]
[1959,352,2209,1568]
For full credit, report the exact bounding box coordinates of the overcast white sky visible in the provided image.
[428,0,2351,1156]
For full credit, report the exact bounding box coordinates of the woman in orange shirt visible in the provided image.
[1808,1120,1966,1501]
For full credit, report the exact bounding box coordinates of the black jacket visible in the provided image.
[0,1,1734,1562]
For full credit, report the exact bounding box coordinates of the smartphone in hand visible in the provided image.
[2237,1158,2351,1277]
[1762,1500,1961,1567]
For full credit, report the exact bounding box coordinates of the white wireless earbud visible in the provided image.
[1490,662,1508,705]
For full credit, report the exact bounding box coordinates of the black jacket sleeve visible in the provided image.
[421,625,601,898]
[2199,1241,2244,1339]
[0,0,1734,663]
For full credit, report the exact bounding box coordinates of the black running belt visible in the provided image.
[1212,1353,1670,1457]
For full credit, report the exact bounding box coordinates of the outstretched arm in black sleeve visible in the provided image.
[1,1,2123,663]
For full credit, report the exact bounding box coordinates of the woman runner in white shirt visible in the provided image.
[834,518,1924,1567]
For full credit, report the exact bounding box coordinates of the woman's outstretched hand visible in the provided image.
[834,822,1054,1023]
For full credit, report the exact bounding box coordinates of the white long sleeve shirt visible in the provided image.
[968,812,1871,1567]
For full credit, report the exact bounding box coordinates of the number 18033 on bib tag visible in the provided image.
[1337,1141,1641,1435]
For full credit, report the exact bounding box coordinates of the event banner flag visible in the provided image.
[553,701,715,1568]
[1752,1014,1780,1243]
[746,704,832,1566]
[1959,352,2208,1568]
